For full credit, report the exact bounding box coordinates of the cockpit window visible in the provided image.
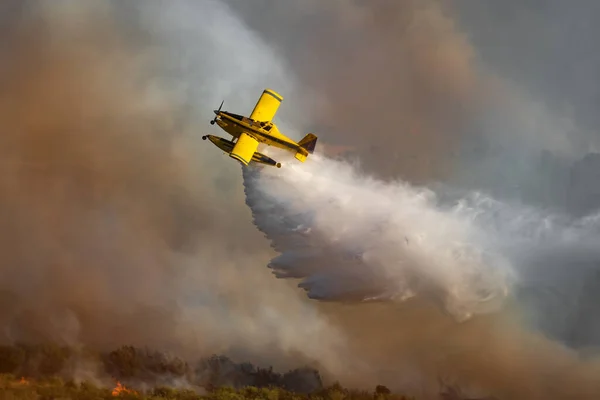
[227,113,245,121]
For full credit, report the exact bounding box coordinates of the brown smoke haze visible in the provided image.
[301,1,480,183]
[0,0,345,374]
[3,1,600,400]
[0,3,204,348]
[315,300,600,399]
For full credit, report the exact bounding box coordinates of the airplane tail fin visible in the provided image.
[298,133,318,154]
[295,133,317,162]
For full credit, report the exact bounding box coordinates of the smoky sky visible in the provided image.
[453,0,600,134]
[224,0,600,213]
[449,0,600,211]
[222,0,482,184]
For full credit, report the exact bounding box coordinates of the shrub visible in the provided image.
[104,346,190,382]
[0,345,424,400]
[0,346,25,374]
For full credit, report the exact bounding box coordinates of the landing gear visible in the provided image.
[210,120,215,125]
[276,163,281,168]
[202,135,207,140]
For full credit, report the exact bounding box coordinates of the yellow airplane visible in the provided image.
[202,89,317,168]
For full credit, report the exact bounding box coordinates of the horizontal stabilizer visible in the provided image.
[294,152,307,162]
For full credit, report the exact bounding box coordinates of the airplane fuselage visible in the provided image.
[202,88,317,168]
[214,111,303,154]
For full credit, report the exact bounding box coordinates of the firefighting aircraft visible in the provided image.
[202,89,317,168]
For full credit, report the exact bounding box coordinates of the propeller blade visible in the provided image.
[212,100,224,115]
[210,100,224,125]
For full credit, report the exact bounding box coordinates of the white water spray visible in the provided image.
[243,153,515,322]
[243,152,600,327]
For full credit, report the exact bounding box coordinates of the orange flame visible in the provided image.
[19,377,29,385]
[111,381,137,396]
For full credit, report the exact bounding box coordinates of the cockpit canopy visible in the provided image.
[224,112,273,131]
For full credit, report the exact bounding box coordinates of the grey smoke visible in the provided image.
[5,1,600,398]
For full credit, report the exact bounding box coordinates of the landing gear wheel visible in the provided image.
[202,135,207,140]
[210,120,215,125]
[276,163,281,168]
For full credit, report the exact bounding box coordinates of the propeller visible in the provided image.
[210,100,224,125]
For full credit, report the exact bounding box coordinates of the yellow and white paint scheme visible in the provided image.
[202,89,318,168]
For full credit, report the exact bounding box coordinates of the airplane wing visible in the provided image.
[229,132,259,166]
[249,89,283,122]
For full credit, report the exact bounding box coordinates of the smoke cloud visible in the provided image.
[0,0,347,376]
